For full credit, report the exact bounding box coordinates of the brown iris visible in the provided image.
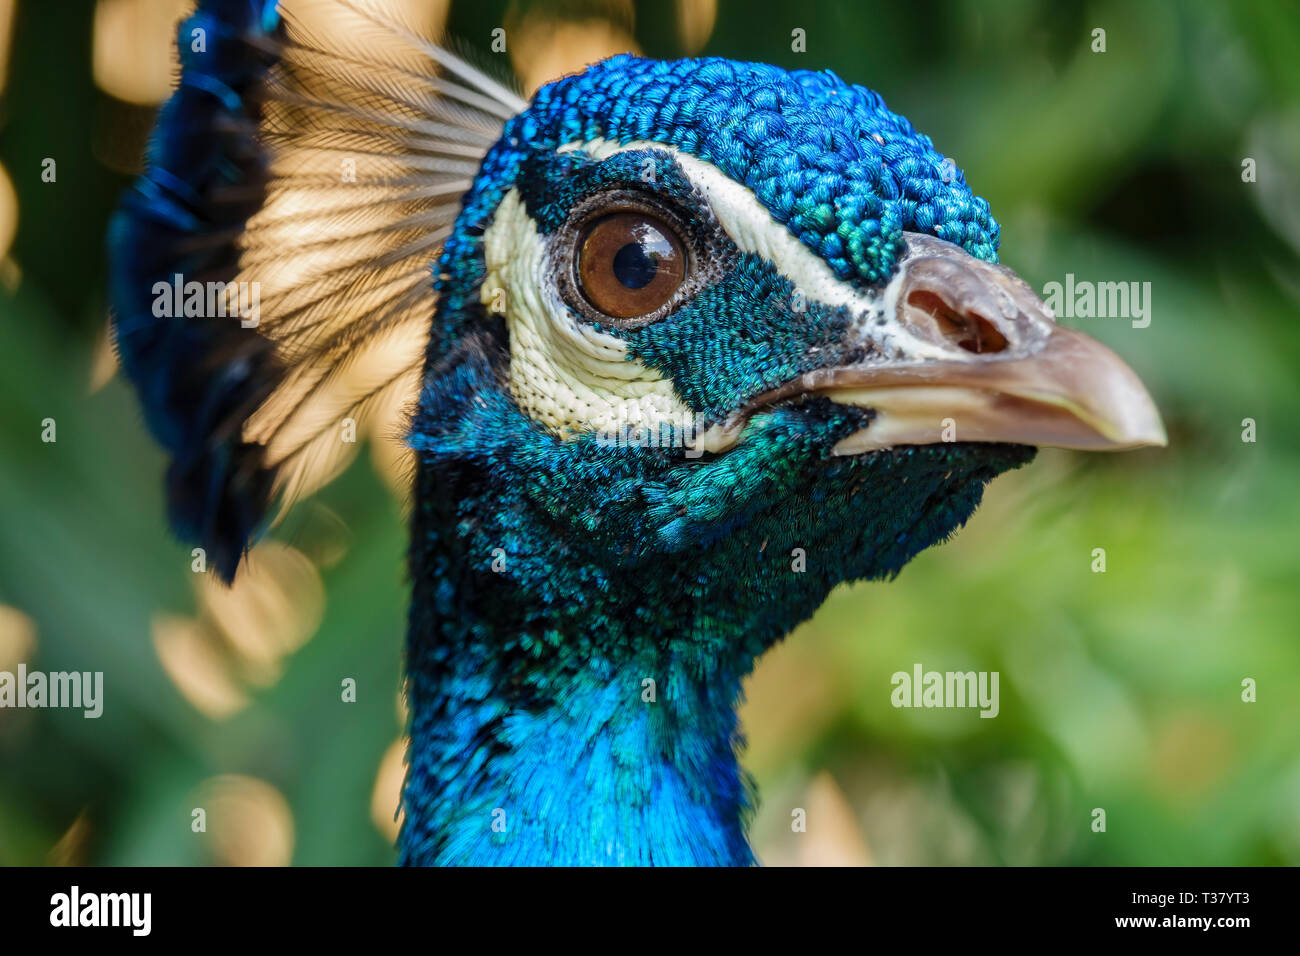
[576,212,686,320]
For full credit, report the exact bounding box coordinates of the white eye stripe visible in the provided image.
[566,138,951,363]
[482,142,950,446]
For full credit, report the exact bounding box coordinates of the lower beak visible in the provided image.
[706,232,1167,455]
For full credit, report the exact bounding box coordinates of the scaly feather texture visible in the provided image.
[111,0,1162,865]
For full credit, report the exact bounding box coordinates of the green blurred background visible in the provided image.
[1,0,1298,866]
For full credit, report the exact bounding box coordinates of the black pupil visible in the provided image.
[611,226,671,289]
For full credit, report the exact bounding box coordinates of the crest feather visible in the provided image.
[110,0,522,579]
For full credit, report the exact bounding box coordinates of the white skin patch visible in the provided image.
[481,189,697,440]
[482,139,948,446]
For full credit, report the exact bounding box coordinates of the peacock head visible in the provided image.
[107,7,1174,864]
[410,55,1165,659]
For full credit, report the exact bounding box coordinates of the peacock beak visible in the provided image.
[703,232,1167,455]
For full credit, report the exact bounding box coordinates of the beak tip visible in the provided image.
[1135,422,1169,450]
[1107,387,1168,451]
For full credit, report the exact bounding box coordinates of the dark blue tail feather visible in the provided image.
[108,0,283,580]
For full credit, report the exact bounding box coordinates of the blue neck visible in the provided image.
[396,333,766,864]
[400,623,755,866]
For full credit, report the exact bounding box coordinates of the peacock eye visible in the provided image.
[576,212,687,320]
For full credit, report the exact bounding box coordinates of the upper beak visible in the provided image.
[702,232,1167,456]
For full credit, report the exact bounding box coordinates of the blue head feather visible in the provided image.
[432,54,999,356]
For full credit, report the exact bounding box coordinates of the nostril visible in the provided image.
[906,291,1009,354]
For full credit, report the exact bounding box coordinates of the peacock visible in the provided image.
[108,0,1165,866]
